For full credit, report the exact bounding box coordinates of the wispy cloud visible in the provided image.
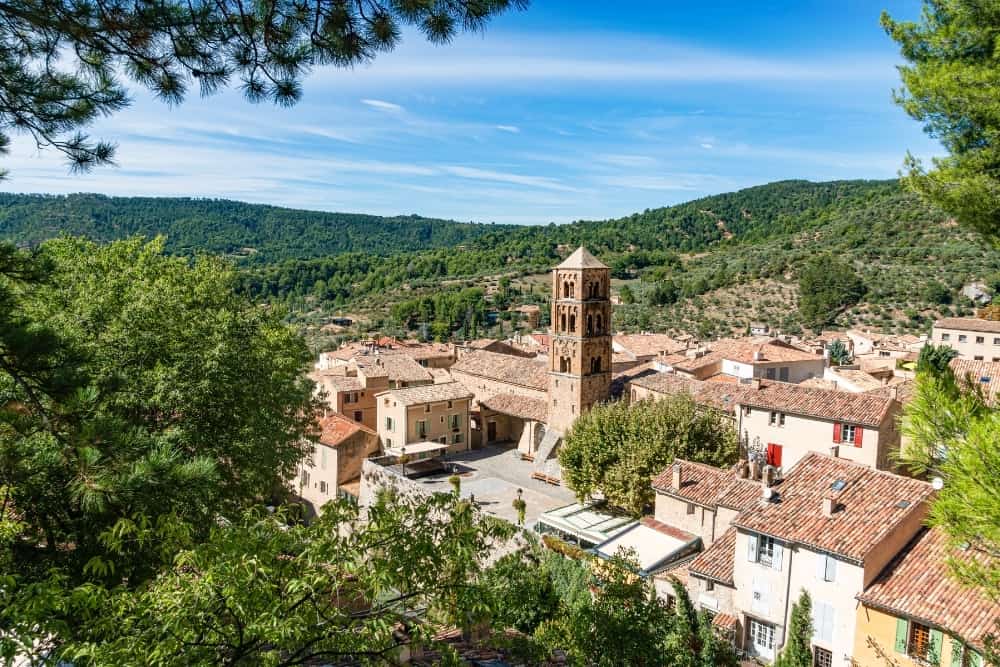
[361,98,404,112]
[442,165,579,192]
[496,125,521,133]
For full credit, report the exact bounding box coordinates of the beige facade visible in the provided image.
[737,402,900,472]
[932,317,1000,361]
[375,383,473,454]
[296,414,379,515]
[546,247,613,433]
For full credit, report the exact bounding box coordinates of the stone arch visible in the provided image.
[586,314,593,335]
[569,313,576,333]
[596,313,603,333]
[560,356,571,373]
[560,312,567,332]
[590,356,602,374]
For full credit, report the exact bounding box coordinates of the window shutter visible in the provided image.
[747,533,759,562]
[833,422,842,443]
[930,629,943,665]
[968,649,983,667]
[825,555,836,582]
[816,553,827,581]
[951,640,964,667]
[894,618,909,653]
[856,426,865,447]
[772,542,783,571]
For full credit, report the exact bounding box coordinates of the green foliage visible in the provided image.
[0,237,316,654]
[827,339,852,366]
[0,1,525,177]
[916,343,960,377]
[559,395,738,515]
[31,492,514,665]
[619,284,636,305]
[882,1,1000,242]
[798,254,866,329]
[774,591,813,667]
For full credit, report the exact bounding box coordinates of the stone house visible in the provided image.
[375,381,473,454]
[660,337,826,384]
[295,413,379,514]
[735,381,901,472]
[932,317,1000,362]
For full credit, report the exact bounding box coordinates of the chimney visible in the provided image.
[761,464,776,488]
[822,496,836,517]
[752,378,762,390]
[671,463,682,491]
[753,349,764,362]
[829,445,839,458]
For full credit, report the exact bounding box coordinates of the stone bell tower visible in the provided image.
[546,247,612,434]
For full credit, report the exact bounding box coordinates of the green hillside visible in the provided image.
[0,193,515,262]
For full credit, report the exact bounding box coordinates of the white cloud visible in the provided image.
[496,125,520,133]
[700,143,714,149]
[441,165,579,192]
[361,98,404,112]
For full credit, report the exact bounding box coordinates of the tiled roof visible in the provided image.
[479,393,548,422]
[310,370,363,394]
[934,317,1000,334]
[950,358,1000,405]
[651,459,760,512]
[640,516,699,543]
[353,353,433,384]
[630,373,747,413]
[864,378,917,405]
[556,246,608,269]
[712,612,739,632]
[613,333,686,358]
[377,381,474,407]
[689,527,737,585]
[315,413,375,447]
[739,381,895,427]
[858,527,1000,650]
[396,342,455,361]
[530,333,550,348]
[451,349,549,391]
[733,453,933,563]
[829,368,886,392]
[669,337,821,372]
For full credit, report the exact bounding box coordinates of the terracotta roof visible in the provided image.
[556,246,608,270]
[310,370,363,394]
[949,358,1000,405]
[613,333,686,359]
[712,612,739,632]
[739,381,895,427]
[377,381,473,407]
[451,349,548,391]
[864,378,917,405]
[800,377,840,391]
[353,353,433,384]
[666,337,821,373]
[829,368,886,392]
[640,516,699,543]
[315,413,375,447]
[734,453,933,563]
[652,460,760,512]
[858,527,1000,650]
[935,317,1000,334]
[479,393,548,422]
[689,527,737,585]
[396,342,455,361]
[630,373,746,413]
[530,333,550,348]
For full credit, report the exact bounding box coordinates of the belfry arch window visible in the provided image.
[586,314,594,335]
[569,313,576,333]
[596,314,603,333]
[560,356,571,373]
[560,312,567,332]
[563,281,570,298]
[590,356,602,374]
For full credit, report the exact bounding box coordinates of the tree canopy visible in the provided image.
[558,394,738,515]
[0,0,527,177]
[797,254,866,329]
[882,0,1000,242]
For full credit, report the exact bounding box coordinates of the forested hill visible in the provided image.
[0,193,516,262]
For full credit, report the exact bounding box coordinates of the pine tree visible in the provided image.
[774,591,813,667]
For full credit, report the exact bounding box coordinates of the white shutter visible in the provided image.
[772,542,783,571]
[747,533,759,562]
[825,555,837,582]
[816,553,826,580]
[824,606,835,643]
[751,575,769,615]
[812,601,835,644]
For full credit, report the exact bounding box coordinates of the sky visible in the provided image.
[3,0,940,225]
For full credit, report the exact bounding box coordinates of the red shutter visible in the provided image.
[767,443,783,467]
[855,426,864,448]
[833,422,842,443]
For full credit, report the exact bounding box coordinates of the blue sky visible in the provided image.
[5,0,939,224]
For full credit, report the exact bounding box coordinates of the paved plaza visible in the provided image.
[412,445,576,527]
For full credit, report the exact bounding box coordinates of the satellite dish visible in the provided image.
[932,477,944,491]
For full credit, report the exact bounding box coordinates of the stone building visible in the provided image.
[546,247,613,434]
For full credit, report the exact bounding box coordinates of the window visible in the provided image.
[300,470,310,486]
[416,420,427,438]
[976,336,985,344]
[449,414,460,430]
[879,350,891,357]
[353,410,362,422]
[812,600,835,644]
[320,447,328,470]
[975,355,984,361]
[345,392,358,404]
[813,647,833,667]
[779,367,789,382]
[758,535,776,567]
[385,438,392,448]
[959,335,968,343]
[994,337,1000,345]
[908,621,933,661]
[765,368,776,380]
[769,412,786,427]
[748,619,776,659]
[941,333,950,341]
[817,553,837,582]
[424,404,431,412]
[686,503,695,515]
[319,480,328,494]
[447,400,453,409]
[452,433,463,444]
[385,416,394,431]
[743,406,752,416]
[841,423,856,444]
[705,580,714,592]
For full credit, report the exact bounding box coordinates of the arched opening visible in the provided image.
[590,356,602,374]
[596,314,603,333]
[586,314,593,335]
[563,281,570,298]
[569,313,576,333]
[560,356,571,373]
[569,282,575,299]
[560,312,567,332]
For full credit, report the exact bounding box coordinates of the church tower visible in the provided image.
[546,247,612,434]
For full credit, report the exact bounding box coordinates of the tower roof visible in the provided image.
[556,246,608,270]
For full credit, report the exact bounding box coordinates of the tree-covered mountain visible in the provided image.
[0,193,517,262]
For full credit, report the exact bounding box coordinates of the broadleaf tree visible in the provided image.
[0,0,528,177]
